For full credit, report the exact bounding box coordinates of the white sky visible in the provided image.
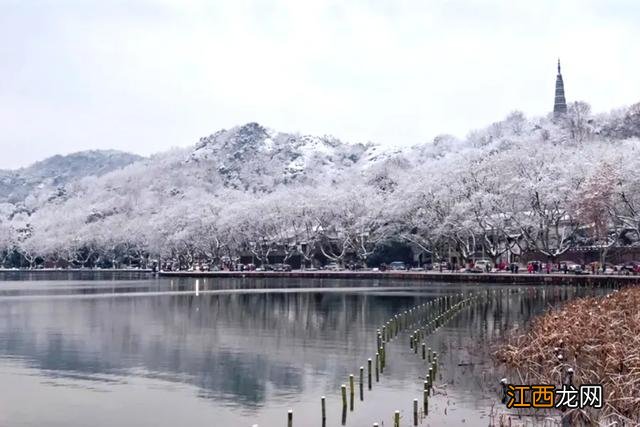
[1,0,639,169]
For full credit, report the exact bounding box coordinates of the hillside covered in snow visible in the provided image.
[1,101,640,269]
[0,150,143,205]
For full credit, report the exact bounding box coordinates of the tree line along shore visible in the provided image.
[1,104,639,272]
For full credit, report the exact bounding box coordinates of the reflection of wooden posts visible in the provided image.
[349,374,355,411]
[367,358,372,390]
[394,410,400,427]
[375,353,380,382]
[321,396,326,422]
[287,409,293,427]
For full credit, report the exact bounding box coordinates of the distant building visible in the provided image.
[553,59,567,116]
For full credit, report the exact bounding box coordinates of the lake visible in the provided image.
[0,273,592,426]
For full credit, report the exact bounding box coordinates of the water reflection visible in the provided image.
[0,276,607,426]
[0,289,419,402]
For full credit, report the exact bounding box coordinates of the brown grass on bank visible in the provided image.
[495,287,640,425]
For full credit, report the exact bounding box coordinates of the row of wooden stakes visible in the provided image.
[278,292,479,427]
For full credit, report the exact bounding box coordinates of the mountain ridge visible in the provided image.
[0,150,144,205]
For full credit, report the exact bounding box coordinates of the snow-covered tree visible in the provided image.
[3,110,640,270]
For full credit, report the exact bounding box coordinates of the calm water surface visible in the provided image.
[0,273,591,427]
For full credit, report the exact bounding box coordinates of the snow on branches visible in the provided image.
[2,103,640,269]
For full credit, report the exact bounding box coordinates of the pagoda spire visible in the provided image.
[553,58,567,116]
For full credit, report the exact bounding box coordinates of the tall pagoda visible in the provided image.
[553,59,567,116]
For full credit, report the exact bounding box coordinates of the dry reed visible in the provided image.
[495,287,640,425]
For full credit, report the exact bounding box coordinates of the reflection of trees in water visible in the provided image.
[0,284,603,408]
[0,291,417,406]
[0,271,153,282]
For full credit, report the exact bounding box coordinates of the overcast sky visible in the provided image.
[1,0,639,169]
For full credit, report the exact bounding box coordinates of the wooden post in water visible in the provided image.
[375,353,380,382]
[423,382,429,414]
[413,398,418,426]
[382,341,386,369]
[341,384,347,408]
[367,358,372,390]
[428,347,432,363]
[394,410,400,427]
[390,317,395,338]
[500,378,508,403]
[379,347,385,374]
[421,342,426,360]
[349,374,354,411]
[287,409,293,427]
[395,315,399,337]
[359,366,364,401]
[321,396,326,422]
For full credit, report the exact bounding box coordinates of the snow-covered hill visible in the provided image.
[1,101,640,269]
[0,150,143,205]
[188,122,394,190]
